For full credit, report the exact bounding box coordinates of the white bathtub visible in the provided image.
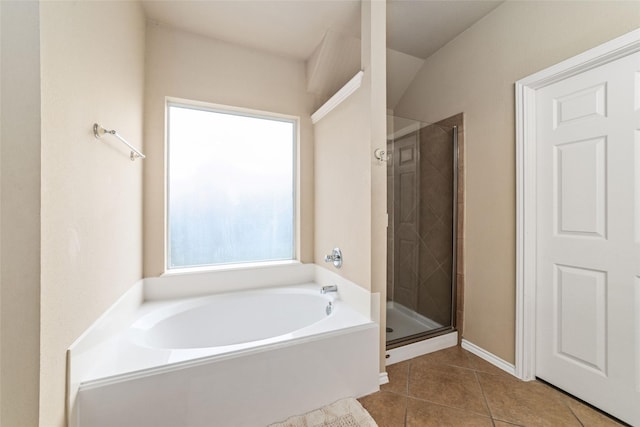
[70,265,380,427]
[130,287,341,350]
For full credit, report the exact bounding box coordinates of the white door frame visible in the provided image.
[514,28,640,381]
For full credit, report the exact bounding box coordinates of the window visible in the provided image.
[167,101,296,269]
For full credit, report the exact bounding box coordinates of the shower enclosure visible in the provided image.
[386,115,459,348]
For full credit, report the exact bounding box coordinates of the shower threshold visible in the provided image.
[385,330,458,366]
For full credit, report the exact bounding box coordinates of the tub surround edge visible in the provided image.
[67,279,145,427]
[143,263,375,322]
[79,322,378,391]
[313,264,374,319]
[144,262,315,300]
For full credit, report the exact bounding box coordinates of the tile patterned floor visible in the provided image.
[358,346,624,427]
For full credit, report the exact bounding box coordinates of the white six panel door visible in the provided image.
[535,51,640,425]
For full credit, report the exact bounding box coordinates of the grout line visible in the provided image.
[404,359,410,395]
[566,404,586,427]
[535,378,630,426]
[539,380,585,427]
[403,398,408,427]
[473,369,496,424]
[403,359,411,426]
[402,393,493,419]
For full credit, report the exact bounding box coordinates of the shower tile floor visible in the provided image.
[386,302,442,342]
[358,346,624,426]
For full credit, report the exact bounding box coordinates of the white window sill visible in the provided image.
[162,259,302,277]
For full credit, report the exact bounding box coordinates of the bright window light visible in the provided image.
[167,102,295,269]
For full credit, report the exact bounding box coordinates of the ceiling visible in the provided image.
[142,0,503,61]
[142,0,361,60]
[142,0,503,109]
[387,1,503,59]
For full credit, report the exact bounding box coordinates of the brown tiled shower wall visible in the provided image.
[415,121,454,326]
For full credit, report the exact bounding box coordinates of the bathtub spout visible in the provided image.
[320,285,338,294]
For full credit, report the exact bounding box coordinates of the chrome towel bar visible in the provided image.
[93,123,145,161]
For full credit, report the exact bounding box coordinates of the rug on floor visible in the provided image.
[268,397,378,427]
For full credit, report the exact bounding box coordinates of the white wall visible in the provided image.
[144,23,316,276]
[394,0,640,363]
[39,2,146,425]
[0,2,41,425]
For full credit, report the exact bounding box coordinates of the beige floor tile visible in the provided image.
[405,397,494,427]
[408,357,490,416]
[477,372,581,426]
[412,345,476,371]
[563,396,625,426]
[358,391,407,427]
[382,361,409,395]
[366,347,627,427]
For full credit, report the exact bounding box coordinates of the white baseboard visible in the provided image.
[379,372,389,385]
[385,331,458,366]
[461,339,516,377]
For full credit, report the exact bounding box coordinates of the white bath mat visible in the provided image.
[268,397,378,427]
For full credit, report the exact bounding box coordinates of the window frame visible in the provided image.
[164,97,299,272]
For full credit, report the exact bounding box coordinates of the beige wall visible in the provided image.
[366,0,387,304]
[394,0,640,363]
[314,0,387,370]
[1,0,2,415]
[39,2,146,425]
[367,0,388,373]
[0,1,2,417]
[144,23,316,276]
[314,88,372,286]
[0,2,42,426]
[314,0,387,289]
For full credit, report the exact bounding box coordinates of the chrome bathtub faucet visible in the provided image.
[324,247,342,268]
[320,285,338,294]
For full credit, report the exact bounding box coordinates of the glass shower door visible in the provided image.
[386,115,458,348]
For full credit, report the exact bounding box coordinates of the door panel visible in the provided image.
[554,264,607,374]
[553,83,607,128]
[536,50,640,425]
[554,137,607,237]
